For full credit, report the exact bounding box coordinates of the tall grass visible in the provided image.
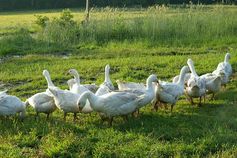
[77,5,237,46]
[0,5,236,56]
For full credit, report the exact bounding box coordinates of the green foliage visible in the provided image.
[0,6,237,56]
[34,14,49,28]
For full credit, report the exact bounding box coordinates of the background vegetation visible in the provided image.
[0,4,237,158]
[0,0,236,11]
[0,5,237,56]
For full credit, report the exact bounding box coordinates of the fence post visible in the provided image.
[85,0,89,22]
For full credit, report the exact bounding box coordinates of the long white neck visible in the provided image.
[105,67,111,83]
[177,68,186,86]
[44,73,55,87]
[81,91,99,110]
[146,78,154,91]
[188,61,198,77]
[224,54,229,63]
[73,72,80,85]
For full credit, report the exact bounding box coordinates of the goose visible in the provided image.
[117,74,158,113]
[200,73,222,100]
[0,90,7,97]
[68,78,98,93]
[77,91,144,126]
[95,64,115,96]
[68,69,90,95]
[0,94,26,119]
[48,86,93,121]
[25,70,57,118]
[116,80,146,91]
[154,66,190,112]
[185,59,206,106]
[172,73,191,85]
[212,53,232,86]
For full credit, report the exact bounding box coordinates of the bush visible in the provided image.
[34,15,49,28]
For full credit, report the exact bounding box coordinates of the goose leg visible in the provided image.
[35,112,39,120]
[123,115,129,122]
[164,104,168,110]
[210,93,215,101]
[132,109,140,117]
[108,117,113,127]
[100,114,107,123]
[153,101,159,112]
[73,113,77,122]
[46,113,50,120]
[198,97,202,107]
[170,104,174,113]
[63,112,67,121]
[190,97,194,105]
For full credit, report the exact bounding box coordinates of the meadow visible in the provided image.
[0,5,237,157]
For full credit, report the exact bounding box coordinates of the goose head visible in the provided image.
[42,70,50,77]
[177,66,190,85]
[105,64,110,71]
[68,69,80,84]
[68,69,79,76]
[225,53,231,63]
[146,74,159,88]
[181,66,190,74]
[42,69,55,87]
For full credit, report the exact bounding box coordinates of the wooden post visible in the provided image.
[85,0,89,22]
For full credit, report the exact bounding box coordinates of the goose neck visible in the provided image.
[224,55,229,63]
[44,73,55,87]
[188,62,198,77]
[73,72,80,85]
[83,92,98,109]
[105,68,111,83]
[177,69,186,86]
[146,79,153,91]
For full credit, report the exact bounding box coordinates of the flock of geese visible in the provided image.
[0,53,233,126]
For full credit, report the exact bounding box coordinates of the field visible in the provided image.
[0,5,237,157]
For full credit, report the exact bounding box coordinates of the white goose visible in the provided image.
[68,69,90,95]
[25,70,57,118]
[48,86,93,121]
[118,75,158,113]
[154,66,190,112]
[0,90,7,97]
[200,73,221,100]
[172,73,191,85]
[95,64,115,96]
[77,91,144,126]
[116,80,146,91]
[186,59,206,105]
[212,53,232,86]
[0,93,26,118]
[48,87,81,121]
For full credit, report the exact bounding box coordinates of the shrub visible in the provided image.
[34,15,49,28]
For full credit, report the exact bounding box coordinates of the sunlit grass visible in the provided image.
[0,5,237,157]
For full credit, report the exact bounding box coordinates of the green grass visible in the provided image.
[0,5,237,56]
[0,48,237,157]
[0,5,237,157]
